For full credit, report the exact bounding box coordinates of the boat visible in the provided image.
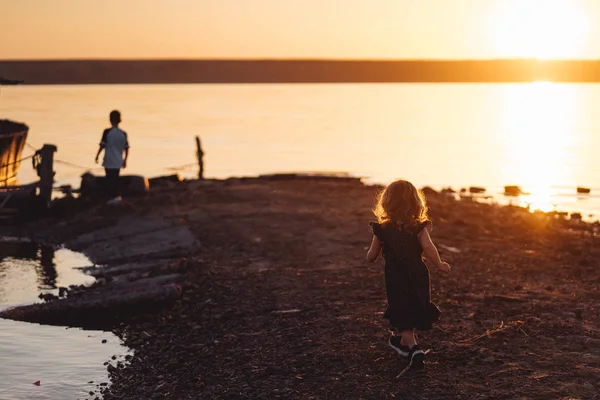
[0,78,28,187]
[0,120,28,186]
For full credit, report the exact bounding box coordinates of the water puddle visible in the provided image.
[0,238,130,399]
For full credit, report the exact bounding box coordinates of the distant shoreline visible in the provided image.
[3,59,600,84]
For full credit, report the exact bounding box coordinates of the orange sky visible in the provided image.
[3,0,599,60]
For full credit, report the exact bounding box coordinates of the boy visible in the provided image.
[95,110,129,204]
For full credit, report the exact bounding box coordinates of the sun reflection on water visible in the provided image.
[499,81,580,212]
[518,190,556,213]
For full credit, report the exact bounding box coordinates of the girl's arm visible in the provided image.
[419,228,451,272]
[367,235,382,262]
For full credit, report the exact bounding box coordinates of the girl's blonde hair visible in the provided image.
[373,179,429,229]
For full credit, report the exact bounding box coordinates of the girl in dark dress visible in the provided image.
[367,179,451,371]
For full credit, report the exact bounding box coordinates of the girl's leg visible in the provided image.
[400,330,417,348]
[390,328,404,345]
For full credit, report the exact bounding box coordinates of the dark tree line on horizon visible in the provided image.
[2,59,600,84]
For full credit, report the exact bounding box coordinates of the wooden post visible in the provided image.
[195,136,204,179]
[39,144,57,206]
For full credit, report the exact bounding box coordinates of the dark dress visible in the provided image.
[371,221,441,331]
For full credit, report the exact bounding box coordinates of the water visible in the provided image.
[0,320,125,400]
[0,239,129,400]
[0,239,94,306]
[3,82,600,218]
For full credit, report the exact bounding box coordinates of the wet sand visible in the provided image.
[4,176,600,399]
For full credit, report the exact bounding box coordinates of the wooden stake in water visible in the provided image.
[38,144,57,206]
[195,136,204,179]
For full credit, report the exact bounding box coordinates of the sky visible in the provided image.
[2,0,600,60]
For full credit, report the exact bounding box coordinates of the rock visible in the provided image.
[149,174,183,186]
[469,186,486,194]
[121,175,150,196]
[504,186,522,196]
[421,187,438,197]
[83,226,198,265]
[0,282,183,329]
[38,292,58,302]
[65,217,198,264]
[80,172,149,199]
[66,217,172,249]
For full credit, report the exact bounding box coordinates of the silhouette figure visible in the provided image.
[94,110,130,204]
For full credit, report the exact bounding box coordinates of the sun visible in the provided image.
[487,0,589,59]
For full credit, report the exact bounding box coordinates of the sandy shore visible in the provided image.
[3,176,600,399]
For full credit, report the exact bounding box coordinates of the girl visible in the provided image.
[367,179,451,371]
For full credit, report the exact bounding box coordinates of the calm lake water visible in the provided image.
[0,239,129,400]
[4,82,600,218]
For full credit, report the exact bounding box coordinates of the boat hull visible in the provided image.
[0,120,29,186]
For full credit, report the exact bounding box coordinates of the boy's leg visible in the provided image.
[104,168,120,198]
[114,168,121,197]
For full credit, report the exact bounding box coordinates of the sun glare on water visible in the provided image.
[499,82,580,212]
[488,0,589,59]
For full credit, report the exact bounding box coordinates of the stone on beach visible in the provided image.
[66,217,198,264]
[148,173,183,186]
[0,281,182,329]
[469,186,486,194]
[80,172,150,199]
[577,186,591,194]
[504,185,522,196]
